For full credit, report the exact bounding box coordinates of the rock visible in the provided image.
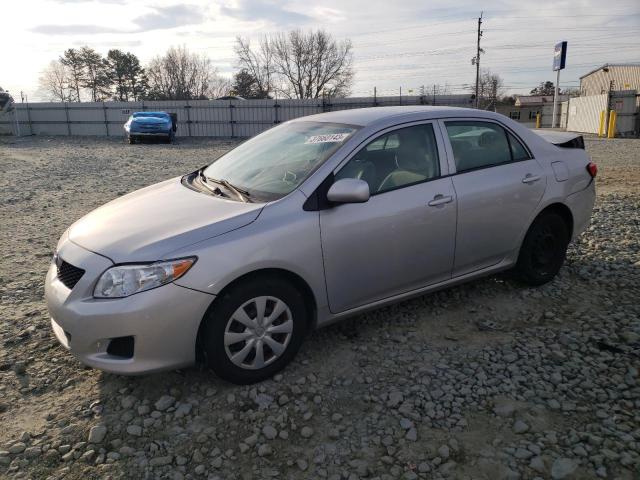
[257,444,272,457]
[244,434,258,447]
[88,425,107,443]
[126,425,142,436]
[406,428,418,442]
[262,425,277,440]
[8,443,26,454]
[81,450,95,463]
[149,455,173,467]
[438,445,450,459]
[513,420,530,434]
[300,426,314,438]
[154,395,176,411]
[493,398,517,417]
[121,395,137,409]
[174,403,192,418]
[530,456,546,473]
[551,458,577,479]
[400,418,414,430]
[620,331,639,344]
[387,391,403,407]
[503,353,518,363]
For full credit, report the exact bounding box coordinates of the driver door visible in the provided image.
[319,122,457,313]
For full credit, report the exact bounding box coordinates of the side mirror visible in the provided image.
[326,178,370,204]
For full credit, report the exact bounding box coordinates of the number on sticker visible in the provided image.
[305,133,350,144]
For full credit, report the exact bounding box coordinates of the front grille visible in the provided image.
[57,260,85,290]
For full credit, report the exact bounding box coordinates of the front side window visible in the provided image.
[445,121,518,173]
[335,124,440,194]
[203,121,358,201]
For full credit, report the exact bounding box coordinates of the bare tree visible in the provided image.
[234,37,275,97]
[235,29,354,99]
[470,70,505,110]
[38,60,73,102]
[208,75,232,99]
[146,46,220,100]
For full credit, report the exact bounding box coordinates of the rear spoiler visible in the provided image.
[532,130,584,149]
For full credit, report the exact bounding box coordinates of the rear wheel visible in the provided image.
[515,212,569,286]
[200,276,308,384]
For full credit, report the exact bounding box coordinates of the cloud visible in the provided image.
[48,0,127,3]
[133,4,206,31]
[31,24,125,35]
[72,39,143,48]
[221,0,312,25]
[31,4,206,36]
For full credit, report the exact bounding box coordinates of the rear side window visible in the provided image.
[507,132,530,161]
[445,121,528,173]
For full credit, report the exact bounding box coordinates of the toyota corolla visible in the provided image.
[45,106,596,384]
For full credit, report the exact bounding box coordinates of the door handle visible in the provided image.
[428,195,453,207]
[522,174,541,184]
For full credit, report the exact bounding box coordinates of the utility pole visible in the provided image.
[473,12,483,109]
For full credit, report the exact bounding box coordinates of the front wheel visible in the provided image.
[515,212,569,286]
[199,276,308,384]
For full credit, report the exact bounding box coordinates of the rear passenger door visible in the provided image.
[442,120,546,277]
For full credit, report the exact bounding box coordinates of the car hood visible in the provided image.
[68,177,264,262]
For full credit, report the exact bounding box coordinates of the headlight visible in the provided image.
[94,257,196,298]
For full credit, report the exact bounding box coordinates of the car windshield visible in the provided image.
[132,112,169,119]
[203,121,359,201]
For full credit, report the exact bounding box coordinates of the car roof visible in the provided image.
[294,106,501,127]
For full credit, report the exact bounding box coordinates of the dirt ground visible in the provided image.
[0,134,638,480]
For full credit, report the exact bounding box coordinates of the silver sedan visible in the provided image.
[45,106,596,384]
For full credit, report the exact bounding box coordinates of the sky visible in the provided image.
[1,0,639,101]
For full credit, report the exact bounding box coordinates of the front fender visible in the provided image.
[169,191,328,310]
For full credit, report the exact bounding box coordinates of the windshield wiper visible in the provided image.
[198,170,228,198]
[201,171,252,203]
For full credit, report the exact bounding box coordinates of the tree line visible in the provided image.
[39,45,230,102]
[38,29,354,102]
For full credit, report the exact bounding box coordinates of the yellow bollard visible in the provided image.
[535,112,541,129]
[598,110,606,137]
[607,110,617,139]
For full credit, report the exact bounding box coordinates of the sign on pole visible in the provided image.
[553,41,567,71]
[552,41,567,128]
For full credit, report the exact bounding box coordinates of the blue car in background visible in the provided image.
[124,111,176,144]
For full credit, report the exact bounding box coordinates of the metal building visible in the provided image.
[580,63,640,96]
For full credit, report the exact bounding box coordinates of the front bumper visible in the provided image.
[45,237,213,374]
[129,131,172,137]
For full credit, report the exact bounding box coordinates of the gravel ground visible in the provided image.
[0,135,638,480]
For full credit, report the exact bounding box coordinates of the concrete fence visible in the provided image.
[0,95,474,138]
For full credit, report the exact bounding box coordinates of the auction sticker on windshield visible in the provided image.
[305,133,350,144]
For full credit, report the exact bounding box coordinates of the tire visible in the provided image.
[199,276,308,384]
[128,136,136,144]
[515,212,570,286]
